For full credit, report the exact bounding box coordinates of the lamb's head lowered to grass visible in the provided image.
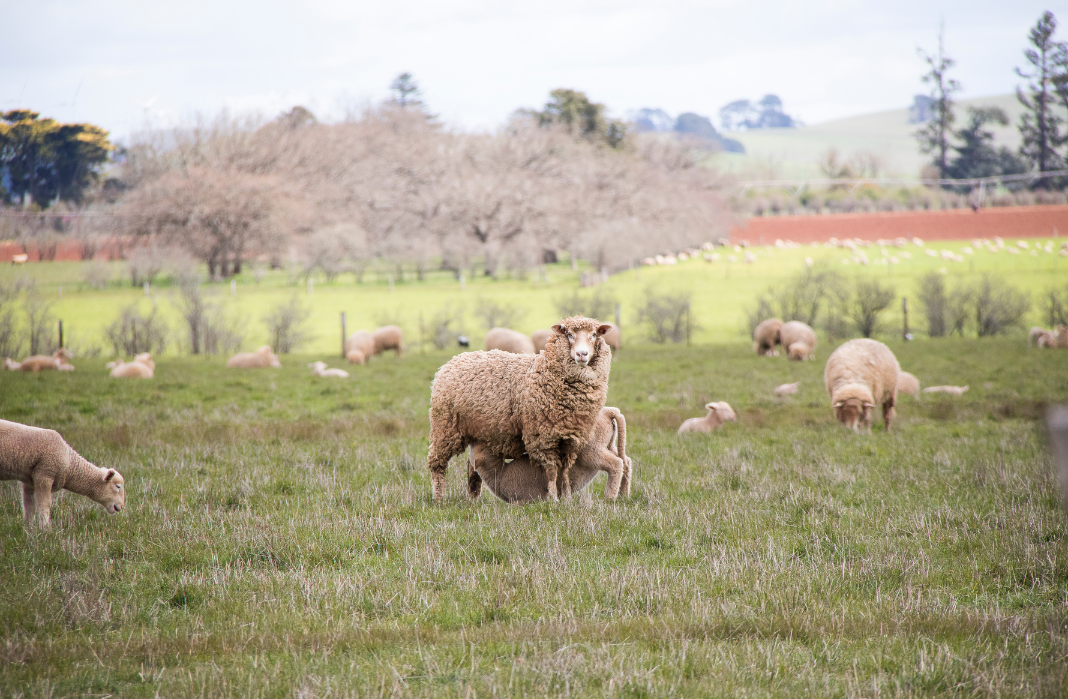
[548,316,613,373]
[832,389,876,432]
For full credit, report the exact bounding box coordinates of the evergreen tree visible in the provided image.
[537,89,627,149]
[915,27,961,178]
[945,107,1027,182]
[1016,11,1066,184]
[390,73,423,109]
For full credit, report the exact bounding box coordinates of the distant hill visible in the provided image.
[712,94,1025,180]
[629,108,745,153]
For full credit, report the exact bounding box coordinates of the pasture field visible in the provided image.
[0,236,1065,358]
[1,338,1067,697]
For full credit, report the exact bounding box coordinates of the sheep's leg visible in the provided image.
[31,475,54,528]
[466,451,483,499]
[21,483,36,525]
[883,399,896,432]
[602,454,624,500]
[529,450,560,502]
[560,452,577,500]
[427,419,464,503]
[620,457,632,498]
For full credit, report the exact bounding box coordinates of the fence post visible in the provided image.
[615,303,622,351]
[1047,406,1068,514]
[58,320,63,350]
[902,297,910,341]
[419,312,426,354]
[340,312,347,359]
[686,303,692,347]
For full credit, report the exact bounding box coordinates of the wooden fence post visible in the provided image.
[615,303,622,351]
[340,312,347,359]
[902,297,910,340]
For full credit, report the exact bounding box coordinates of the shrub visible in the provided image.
[127,246,166,288]
[638,288,694,343]
[263,296,312,354]
[744,297,775,337]
[427,304,465,350]
[82,260,114,290]
[972,275,1030,337]
[917,272,947,337]
[174,277,244,355]
[23,287,57,356]
[1042,286,1067,327]
[946,285,974,336]
[474,298,520,331]
[554,289,618,323]
[822,286,854,341]
[773,264,844,327]
[106,303,169,356]
[0,282,23,360]
[850,279,896,338]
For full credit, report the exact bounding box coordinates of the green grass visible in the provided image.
[1,338,1066,697]
[2,236,1066,358]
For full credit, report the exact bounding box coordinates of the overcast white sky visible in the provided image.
[0,1,1057,140]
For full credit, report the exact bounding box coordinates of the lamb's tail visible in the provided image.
[605,407,631,498]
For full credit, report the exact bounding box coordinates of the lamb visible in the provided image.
[1029,326,1048,347]
[780,320,817,361]
[373,325,404,357]
[2,358,20,371]
[0,419,125,528]
[427,315,613,502]
[773,382,799,397]
[753,318,783,356]
[17,349,74,373]
[677,402,737,434]
[896,371,920,399]
[824,338,899,433]
[345,330,375,362]
[922,385,969,396]
[308,361,349,378]
[485,327,536,354]
[227,345,281,368]
[109,353,154,378]
[466,407,631,503]
[530,328,551,353]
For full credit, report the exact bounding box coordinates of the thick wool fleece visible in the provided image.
[467,407,631,503]
[345,331,375,359]
[753,319,783,356]
[372,326,404,356]
[824,338,900,431]
[427,315,611,501]
[781,321,817,361]
[0,419,125,527]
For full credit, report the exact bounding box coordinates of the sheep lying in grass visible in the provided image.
[773,382,799,397]
[781,320,817,361]
[345,331,374,363]
[2,358,20,371]
[109,353,155,378]
[485,327,535,354]
[373,326,404,357]
[896,371,920,399]
[0,419,125,528]
[824,338,899,433]
[427,316,613,502]
[753,319,783,356]
[16,349,74,373]
[466,407,631,503]
[678,402,737,433]
[922,385,969,396]
[308,361,349,378]
[227,346,281,368]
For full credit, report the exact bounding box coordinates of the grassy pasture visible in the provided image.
[1,236,1065,358]
[1,336,1067,697]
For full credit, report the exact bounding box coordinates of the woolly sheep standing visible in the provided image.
[227,346,282,368]
[109,353,155,378]
[0,419,125,528]
[373,326,404,357]
[485,327,536,354]
[781,320,817,361]
[466,407,631,503]
[896,370,920,399]
[678,402,737,433]
[345,331,375,363]
[753,319,783,356]
[824,338,900,433]
[427,316,613,502]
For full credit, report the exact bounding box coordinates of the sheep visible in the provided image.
[896,371,920,399]
[485,327,536,354]
[773,382,799,397]
[678,402,737,434]
[2,358,20,371]
[16,350,74,373]
[345,331,375,361]
[227,345,281,368]
[780,320,817,361]
[373,325,404,357]
[602,326,621,351]
[308,361,349,378]
[0,419,125,528]
[531,328,551,353]
[427,315,613,502]
[753,318,783,356]
[1051,325,1068,348]
[922,385,969,396]
[466,407,631,503]
[109,352,155,378]
[824,338,899,433]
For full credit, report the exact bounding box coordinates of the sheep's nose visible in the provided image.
[575,350,589,362]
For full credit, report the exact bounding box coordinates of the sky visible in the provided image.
[0,1,1057,141]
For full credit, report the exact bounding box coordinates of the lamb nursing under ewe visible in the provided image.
[0,419,125,528]
[467,407,631,503]
[427,316,613,502]
[824,338,900,433]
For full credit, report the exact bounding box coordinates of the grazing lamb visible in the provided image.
[372,325,404,357]
[427,316,613,502]
[781,320,817,361]
[17,350,73,373]
[530,328,551,353]
[0,419,125,528]
[824,338,899,433]
[485,327,536,354]
[678,402,737,434]
[227,345,281,368]
[467,407,631,503]
[896,371,920,399]
[345,331,375,361]
[308,361,349,378]
[753,318,784,356]
[922,385,969,396]
[773,382,799,397]
[109,353,155,378]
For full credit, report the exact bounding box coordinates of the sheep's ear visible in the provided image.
[596,324,613,336]
[551,324,566,335]
[104,469,115,482]
[705,402,716,410]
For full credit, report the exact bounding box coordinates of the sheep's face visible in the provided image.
[308,361,327,373]
[788,344,807,361]
[97,469,126,514]
[707,402,737,422]
[833,398,873,432]
[552,319,613,368]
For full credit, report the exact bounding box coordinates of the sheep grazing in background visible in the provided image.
[530,328,551,353]
[753,318,783,356]
[308,361,349,378]
[345,349,366,365]
[922,385,969,397]
[467,406,631,503]
[0,419,126,528]
[485,327,536,354]
[773,382,799,397]
[427,316,613,502]
[824,338,899,433]
[227,346,281,368]
[896,371,920,399]
[677,402,737,434]
[16,349,74,373]
[345,330,375,363]
[780,320,817,361]
[109,353,155,378]
[372,325,404,357]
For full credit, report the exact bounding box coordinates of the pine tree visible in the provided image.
[915,27,961,179]
[1016,11,1066,184]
